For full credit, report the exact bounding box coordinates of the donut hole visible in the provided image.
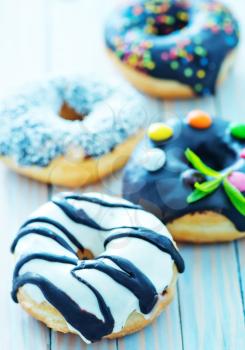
[77,248,94,261]
[191,143,237,171]
[59,103,85,121]
[144,3,190,36]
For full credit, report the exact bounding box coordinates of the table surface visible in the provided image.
[0,0,244,349]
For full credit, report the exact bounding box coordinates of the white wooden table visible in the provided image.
[0,1,244,349]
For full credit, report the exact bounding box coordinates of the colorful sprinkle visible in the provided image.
[228,172,245,192]
[184,68,193,77]
[187,110,212,129]
[170,61,179,70]
[197,69,206,79]
[230,123,245,140]
[194,46,207,56]
[148,123,173,142]
[194,83,203,93]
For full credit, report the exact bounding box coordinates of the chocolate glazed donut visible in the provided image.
[105,0,239,99]
[123,115,245,243]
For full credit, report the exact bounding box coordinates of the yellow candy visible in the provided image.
[147,123,173,142]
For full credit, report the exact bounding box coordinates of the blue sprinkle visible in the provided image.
[200,57,208,66]
[225,36,236,47]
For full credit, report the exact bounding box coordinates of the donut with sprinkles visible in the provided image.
[105,0,239,98]
[0,76,146,187]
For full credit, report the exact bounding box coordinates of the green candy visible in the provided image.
[230,123,245,140]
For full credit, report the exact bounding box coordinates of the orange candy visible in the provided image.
[187,110,212,129]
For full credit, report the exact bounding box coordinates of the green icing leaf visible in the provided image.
[184,148,245,216]
[223,178,245,216]
[194,178,223,193]
[185,148,221,178]
[187,189,212,203]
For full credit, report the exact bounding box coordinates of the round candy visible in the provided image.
[230,123,245,140]
[182,169,206,187]
[138,148,166,172]
[187,110,212,129]
[240,149,245,159]
[147,123,173,142]
[228,172,245,192]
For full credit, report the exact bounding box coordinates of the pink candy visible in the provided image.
[240,149,245,159]
[228,172,245,192]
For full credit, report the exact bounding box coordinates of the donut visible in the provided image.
[11,192,184,343]
[0,77,146,187]
[123,111,245,243]
[105,0,239,99]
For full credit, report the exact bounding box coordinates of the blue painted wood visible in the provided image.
[0,0,244,349]
[178,243,245,350]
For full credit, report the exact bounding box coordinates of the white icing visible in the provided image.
[14,192,178,342]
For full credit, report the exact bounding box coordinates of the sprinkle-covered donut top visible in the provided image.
[11,192,184,343]
[0,77,147,167]
[105,0,239,96]
[123,113,245,231]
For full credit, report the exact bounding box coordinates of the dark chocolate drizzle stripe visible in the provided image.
[104,228,185,273]
[21,217,84,251]
[53,198,105,230]
[12,272,114,343]
[11,227,76,254]
[13,253,77,280]
[61,194,143,210]
[52,197,143,232]
[75,255,158,314]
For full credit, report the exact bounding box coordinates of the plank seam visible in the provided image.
[234,241,245,320]
[49,329,52,350]
[177,282,185,350]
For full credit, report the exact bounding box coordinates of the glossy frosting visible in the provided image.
[105,0,239,96]
[0,77,146,166]
[11,192,184,343]
[123,118,245,231]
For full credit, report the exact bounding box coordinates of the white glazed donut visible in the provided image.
[11,192,184,343]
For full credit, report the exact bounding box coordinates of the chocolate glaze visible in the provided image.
[62,193,143,210]
[105,0,239,96]
[53,197,105,230]
[12,272,114,342]
[75,255,158,314]
[13,253,77,280]
[123,118,245,231]
[11,227,76,254]
[105,227,184,273]
[21,217,84,251]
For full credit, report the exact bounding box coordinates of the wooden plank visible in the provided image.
[0,0,49,96]
[0,165,49,349]
[0,0,51,349]
[216,0,245,334]
[48,0,117,76]
[178,243,245,350]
